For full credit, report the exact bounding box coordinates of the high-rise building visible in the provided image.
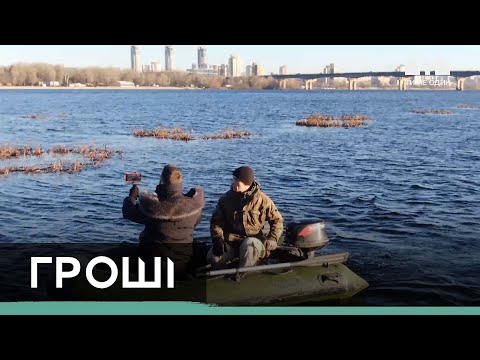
[256,64,265,76]
[279,65,288,75]
[142,65,151,73]
[219,64,228,77]
[198,46,208,69]
[151,61,161,72]
[323,63,336,85]
[131,46,141,72]
[251,62,265,76]
[246,65,252,76]
[323,63,336,74]
[165,46,175,71]
[228,55,242,77]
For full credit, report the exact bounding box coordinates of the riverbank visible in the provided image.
[0,86,468,91]
[0,86,203,90]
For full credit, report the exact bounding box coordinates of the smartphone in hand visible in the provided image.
[125,172,142,183]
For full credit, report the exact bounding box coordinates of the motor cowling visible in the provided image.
[284,219,329,252]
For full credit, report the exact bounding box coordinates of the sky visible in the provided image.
[0,45,479,75]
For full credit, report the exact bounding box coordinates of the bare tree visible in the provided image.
[144,72,158,86]
[120,69,136,82]
[10,65,27,85]
[35,63,56,82]
[156,73,170,86]
[205,77,222,89]
[54,65,65,83]
[25,67,38,85]
[0,67,11,84]
[131,71,142,86]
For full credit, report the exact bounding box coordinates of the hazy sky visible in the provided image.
[0,45,478,75]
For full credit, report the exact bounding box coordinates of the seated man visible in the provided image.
[207,166,283,269]
[122,164,204,275]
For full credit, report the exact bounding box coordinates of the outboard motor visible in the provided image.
[283,219,329,259]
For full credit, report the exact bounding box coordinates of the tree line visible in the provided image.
[4,63,476,89]
[0,63,292,89]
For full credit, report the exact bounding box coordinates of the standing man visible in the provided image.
[123,164,204,275]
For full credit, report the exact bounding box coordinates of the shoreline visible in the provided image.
[0,86,471,91]
[0,86,203,90]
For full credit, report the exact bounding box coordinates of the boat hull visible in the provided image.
[206,263,368,306]
[48,261,368,306]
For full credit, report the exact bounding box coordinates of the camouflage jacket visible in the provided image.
[210,181,284,244]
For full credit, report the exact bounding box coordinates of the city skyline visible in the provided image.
[1,45,480,75]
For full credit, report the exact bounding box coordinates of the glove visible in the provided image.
[185,188,196,198]
[129,184,139,200]
[212,238,226,257]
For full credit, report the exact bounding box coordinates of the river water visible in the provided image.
[0,89,479,305]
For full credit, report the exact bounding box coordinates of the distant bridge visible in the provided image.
[260,70,480,90]
[449,71,480,78]
[268,71,407,80]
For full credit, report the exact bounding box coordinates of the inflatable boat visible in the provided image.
[47,220,369,306]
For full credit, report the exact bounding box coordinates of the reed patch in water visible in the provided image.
[0,145,44,159]
[20,113,68,120]
[20,114,46,119]
[411,109,453,114]
[0,144,121,176]
[295,114,371,128]
[3,161,86,175]
[132,128,194,141]
[1,144,118,160]
[457,104,480,109]
[202,130,251,140]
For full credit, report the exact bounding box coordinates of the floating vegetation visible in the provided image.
[132,128,194,141]
[20,112,68,120]
[20,113,45,119]
[49,144,70,155]
[1,144,118,160]
[0,145,43,159]
[411,109,453,115]
[0,144,122,177]
[457,104,480,109]
[295,114,371,128]
[0,146,21,159]
[1,161,85,175]
[133,128,253,141]
[71,145,121,164]
[34,146,42,156]
[202,130,251,140]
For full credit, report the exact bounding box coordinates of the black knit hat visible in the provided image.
[232,166,254,187]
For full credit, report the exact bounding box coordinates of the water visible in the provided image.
[1,89,479,305]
